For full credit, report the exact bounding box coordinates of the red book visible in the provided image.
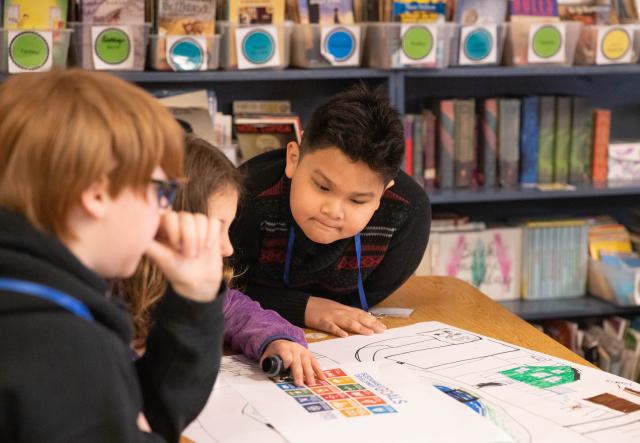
[403,115,414,177]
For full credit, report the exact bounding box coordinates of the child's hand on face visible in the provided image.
[261,340,324,387]
[304,297,386,338]
[145,211,223,302]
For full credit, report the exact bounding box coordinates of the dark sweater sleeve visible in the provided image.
[136,284,225,443]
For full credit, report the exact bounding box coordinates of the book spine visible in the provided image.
[454,99,476,188]
[592,108,611,184]
[423,110,437,189]
[481,98,498,188]
[413,115,424,184]
[403,114,414,177]
[519,96,540,187]
[537,96,556,184]
[569,97,594,185]
[554,97,573,184]
[498,98,521,187]
[438,100,455,189]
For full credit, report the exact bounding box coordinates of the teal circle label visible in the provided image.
[95,28,131,65]
[464,28,493,61]
[9,31,50,70]
[242,30,275,64]
[324,28,355,62]
[169,38,204,71]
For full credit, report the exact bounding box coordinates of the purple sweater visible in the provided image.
[223,288,307,361]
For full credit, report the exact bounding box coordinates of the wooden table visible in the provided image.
[181,276,590,442]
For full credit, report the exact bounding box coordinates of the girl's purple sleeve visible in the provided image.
[222,288,307,361]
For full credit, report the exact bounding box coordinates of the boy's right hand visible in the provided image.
[304,297,386,338]
[145,211,223,303]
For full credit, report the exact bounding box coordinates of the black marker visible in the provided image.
[261,354,288,377]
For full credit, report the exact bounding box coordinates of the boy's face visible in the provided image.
[285,144,394,244]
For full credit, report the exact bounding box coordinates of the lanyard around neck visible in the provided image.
[283,225,369,312]
[0,278,94,322]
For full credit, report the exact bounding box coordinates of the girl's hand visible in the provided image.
[261,340,324,387]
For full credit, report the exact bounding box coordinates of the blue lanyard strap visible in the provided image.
[0,278,94,322]
[283,226,368,311]
[354,233,368,312]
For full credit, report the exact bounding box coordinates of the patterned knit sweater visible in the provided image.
[231,149,431,327]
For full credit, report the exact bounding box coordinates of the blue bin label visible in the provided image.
[324,28,355,62]
[168,37,205,71]
[242,30,275,65]
[463,28,493,61]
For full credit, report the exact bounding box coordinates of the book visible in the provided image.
[234,115,301,161]
[608,141,640,182]
[4,0,68,29]
[423,110,437,189]
[453,0,508,25]
[412,114,424,185]
[158,90,216,145]
[498,98,521,188]
[429,226,523,301]
[233,100,291,115]
[157,0,216,36]
[519,96,540,187]
[81,0,145,24]
[437,99,455,189]
[511,0,558,17]
[453,99,476,188]
[228,0,285,24]
[403,114,414,177]
[569,97,594,185]
[591,108,611,184]
[537,96,556,184]
[392,0,446,23]
[480,98,498,188]
[307,0,354,24]
[553,97,572,184]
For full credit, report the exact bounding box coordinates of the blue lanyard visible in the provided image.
[283,226,369,312]
[0,278,94,322]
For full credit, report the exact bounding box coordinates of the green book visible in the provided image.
[537,96,556,184]
[553,97,572,184]
[569,97,593,186]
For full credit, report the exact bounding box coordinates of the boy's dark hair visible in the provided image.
[300,84,404,183]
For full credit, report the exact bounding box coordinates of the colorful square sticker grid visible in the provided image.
[272,368,397,418]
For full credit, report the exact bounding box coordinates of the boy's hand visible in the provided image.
[145,211,223,302]
[304,297,386,338]
[261,340,324,387]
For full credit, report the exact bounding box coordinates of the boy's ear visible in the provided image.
[284,141,300,179]
[384,179,395,192]
[79,176,110,220]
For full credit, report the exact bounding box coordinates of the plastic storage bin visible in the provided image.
[149,34,220,71]
[291,23,365,68]
[450,23,508,67]
[588,258,640,306]
[363,22,457,69]
[503,20,581,67]
[218,21,291,70]
[574,24,640,65]
[0,28,72,72]
[69,22,150,71]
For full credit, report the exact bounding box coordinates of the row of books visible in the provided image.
[6,0,638,34]
[535,316,640,379]
[416,213,640,303]
[403,95,614,190]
